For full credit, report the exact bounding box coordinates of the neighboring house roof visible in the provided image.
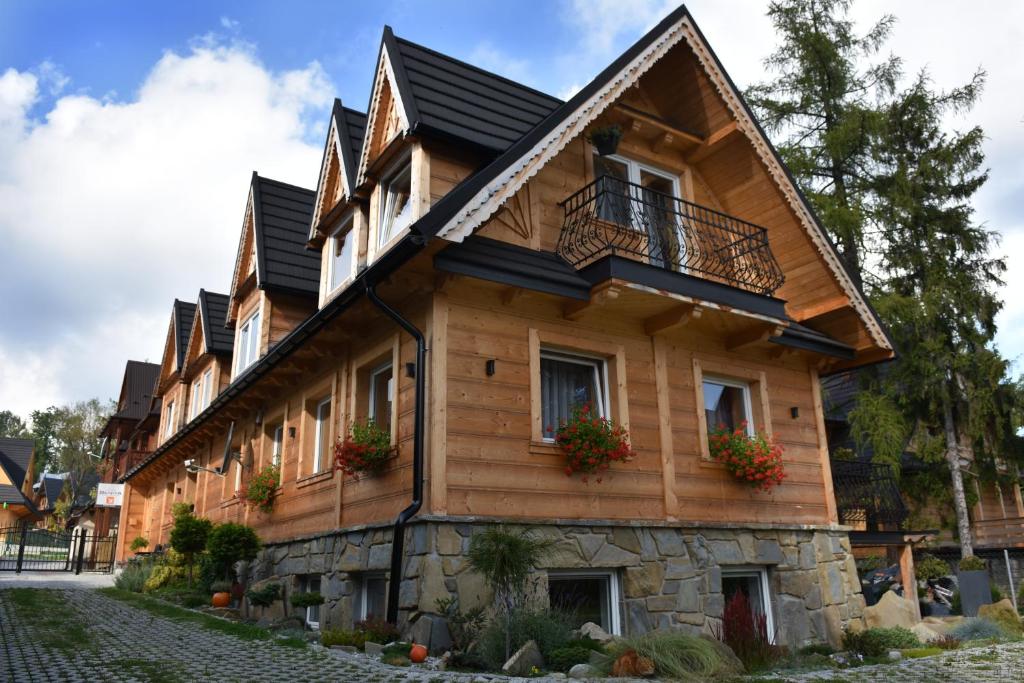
[0,437,33,489]
[198,290,234,354]
[110,360,161,422]
[251,174,320,296]
[0,484,39,516]
[389,29,562,154]
[173,300,197,371]
[36,473,67,512]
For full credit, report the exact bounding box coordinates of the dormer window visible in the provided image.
[235,310,261,376]
[328,217,356,292]
[379,161,412,247]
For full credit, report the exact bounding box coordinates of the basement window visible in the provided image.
[300,575,322,629]
[379,162,413,247]
[548,570,621,635]
[703,376,753,436]
[358,573,388,622]
[540,350,608,440]
[721,568,775,641]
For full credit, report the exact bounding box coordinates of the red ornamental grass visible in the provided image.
[708,421,785,492]
[555,403,634,483]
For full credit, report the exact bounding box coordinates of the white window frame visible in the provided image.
[312,396,332,474]
[539,349,610,442]
[234,454,243,493]
[358,572,388,621]
[164,400,175,437]
[202,368,213,408]
[721,567,775,643]
[547,569,622,635]
[702,375,755,437]
[377,156,413,249]
[368,361,394,427]
[190,380,202,420]
[271,424,284,467]
[235,310,261,376]
[328,215,357,293]
[301,575,322,629]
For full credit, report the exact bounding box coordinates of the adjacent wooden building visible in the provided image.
[120,5,895,648]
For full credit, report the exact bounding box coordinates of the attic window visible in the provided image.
[235,310,261,375]
[329,218,356,291]
[379,162,412,247]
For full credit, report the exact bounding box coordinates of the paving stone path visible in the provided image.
[2,588,1024,682]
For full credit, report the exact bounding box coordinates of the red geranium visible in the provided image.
[334,419,394,480]
[708,421,785,492]
[554,403,634,483]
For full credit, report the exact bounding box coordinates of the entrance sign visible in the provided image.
[96,483,124,508]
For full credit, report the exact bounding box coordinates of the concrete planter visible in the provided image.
[958,569,991,617]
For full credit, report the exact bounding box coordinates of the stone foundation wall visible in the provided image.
[250,518,865,650]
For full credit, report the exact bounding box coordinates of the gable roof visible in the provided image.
[111,360,161,422]
[230,173,320,303]
[404,4,890,355]
[35,473,67,511]
[198,290,233,354]
[309,100,368,240]
[0,438,34,501]
[173,300,197,372]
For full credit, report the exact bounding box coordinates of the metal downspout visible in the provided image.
[366,283,426,625]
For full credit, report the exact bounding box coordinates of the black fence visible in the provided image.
[557,176,786,296]
[0,525,117,573]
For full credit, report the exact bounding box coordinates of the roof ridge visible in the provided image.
[392,32,562,105]
[256,174,316,195]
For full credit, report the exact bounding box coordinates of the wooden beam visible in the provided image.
[643,303,702,336]
[793,295,851,324]
[725,323,784,351]
[501,287,525,306]
[613,103,704,145]
[562,285,620,321]
[687,121,739,164]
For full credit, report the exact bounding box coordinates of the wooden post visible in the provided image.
[898,542,921,621]
[652,336,678,520]
[428,292,449,515]
[810,369,839,525]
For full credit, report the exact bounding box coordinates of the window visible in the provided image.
[703,376,753,436]
[359,573,388,621]
[540,350,608,440]
[235,310,261,375]
[202,368,213,407]
[312,397,332,474]
[190,381,202,419]
[300,575,322,629]
[368,362,394,433]
[721,568,774,641]
[271,424,284,467]
[234,455,243,493]
[593,153,683,268]
[328,218,356,291]
[164,400,175,437]
[189,368,215,420]
[548,570,621,635]
[379,162,412,246]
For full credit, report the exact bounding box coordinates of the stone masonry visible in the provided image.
[249,518,865,651]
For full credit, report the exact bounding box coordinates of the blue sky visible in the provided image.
[1,1,1021,420]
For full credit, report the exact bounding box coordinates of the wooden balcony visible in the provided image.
[557,176,785,297]
[973,517,1024,549]
[831,460,909,530]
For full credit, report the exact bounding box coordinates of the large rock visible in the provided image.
[579,621,612,643]
[624,562,665,598]
[864,590,918,629]
[978,599,1023,635]
[568,663,599,679]
[911,622,942,643]
[418,556,449,611]
[502,639,543,676]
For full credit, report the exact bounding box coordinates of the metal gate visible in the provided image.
[0,525,117,573]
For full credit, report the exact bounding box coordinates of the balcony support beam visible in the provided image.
[644,303,703,336]
[563,283,620,321]
[687,121,740,164]
[725,323,784,351]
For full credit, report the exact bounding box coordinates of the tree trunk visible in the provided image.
[942,390,974,558]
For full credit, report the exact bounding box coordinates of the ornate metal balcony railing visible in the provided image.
[831,460,909,529]
[557,176,785,296]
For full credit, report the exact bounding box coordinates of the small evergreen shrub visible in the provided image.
[991,584,1004,603]
[798,643,835,657]
[948,618,1005,642]
[321,629,368,648]
[290,591,325,608]
[354,617,401,644]
[477,609,574,670]
[129,536,150,553]
[115,561,153,593]
[842,626,920,657]
[959,555,987,571]
[246,582,281,607]
[547,645,595,672]
[915,554,950,581]
[210,580,232,593]
[206,522,261,580]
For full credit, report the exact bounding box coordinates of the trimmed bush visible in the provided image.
[842,626,920,657]
[115,561,153,593]
[915,554,950,581]
[290,591,325,609]
[206,522,261,581]
[546,640,603,672]
[246,582,281,607]
[477,609,574,670]
[321,629,368,648]
[948,618,1004,642]
[959,555,987,571]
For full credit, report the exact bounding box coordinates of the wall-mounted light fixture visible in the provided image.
[288,426,296,438]
[406,362,416,378]
[790,407,800,419]
[486,359,496,377]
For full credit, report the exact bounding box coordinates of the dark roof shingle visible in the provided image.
[198,290,233,354]
[173,300,197,371]
[112,360,161,422]
[253,175,320,296]
[0,437,33,489]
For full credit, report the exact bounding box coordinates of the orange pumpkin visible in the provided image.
[211,591,231,608]
[409,643,428,663]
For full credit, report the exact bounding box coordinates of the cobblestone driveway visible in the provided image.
[3,588,1024,682]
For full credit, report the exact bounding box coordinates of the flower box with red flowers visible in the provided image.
[708,421,785,492]
[553,403,635,483]
[241,463,280,513]
[334,419,395,480]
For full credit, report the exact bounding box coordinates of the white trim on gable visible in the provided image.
[431,14,889,353]
[227,187,258,319]
[309,116,349,237]
[356,42,411,187]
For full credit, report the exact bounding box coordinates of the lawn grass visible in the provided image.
[98,587,306,648]
[2,588,92,653]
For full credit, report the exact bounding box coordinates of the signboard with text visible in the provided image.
[96,483,124,508]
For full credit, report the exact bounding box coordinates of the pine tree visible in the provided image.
[746,0,901,287]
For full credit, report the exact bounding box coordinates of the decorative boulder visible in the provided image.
[502,639,544,676]
[579,621,613,643]
[568,663,600,679]
[911,622,941,643]
[864,590,917,629]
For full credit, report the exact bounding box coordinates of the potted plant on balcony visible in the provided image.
[334,419,395,480]
[241,463,280,513]
[588,124,623,156]
[708,421,786,492]
[957,555,991,617]
[554,403,634,483]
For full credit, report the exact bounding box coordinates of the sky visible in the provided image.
[0,1,1021,422]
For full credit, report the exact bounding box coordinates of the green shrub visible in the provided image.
[915,554,950,581]
[143,563,186,593]
[381,642,412,658]
[902,647,943,659]
[290,591,325,608]
[210,580,233,593]
[129,536,149,553]
[246,582,281,607]
[477,609,574,670]
[321,629,367,648]
[798,643,835,657]
[959,555,987,571]
[842,627,920,657]
[602,631,737,679]
[858,555,886,572]
[169,511,213,587]
[354,617,401,644]
[951,590,962,615]
[547,646,594,672]
[435,598,485,655]
[991,584,1004,603]
[115,562,153,593]
[949,618,1005,641]
[206,522,261,581]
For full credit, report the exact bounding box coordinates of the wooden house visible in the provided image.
[0,438,40,527]
[121,5,895,648]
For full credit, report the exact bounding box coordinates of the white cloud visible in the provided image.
[467,42,533,86]
[0,41,332,421]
